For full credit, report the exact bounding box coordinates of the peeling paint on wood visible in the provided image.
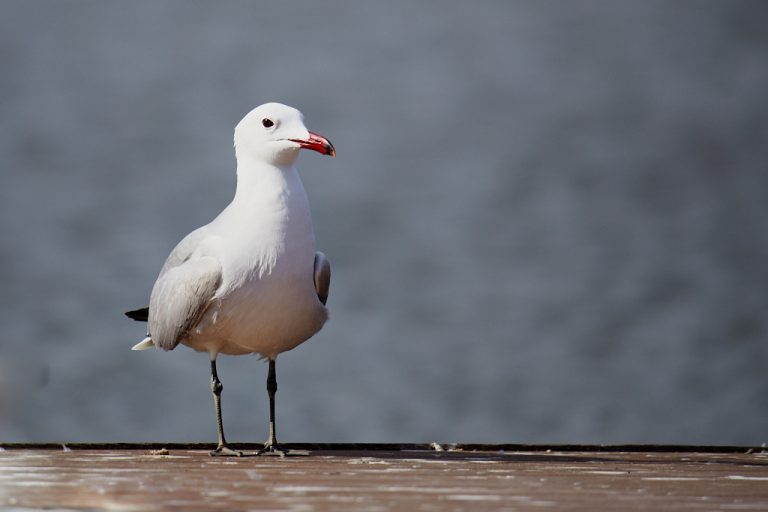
[0,445,766,511]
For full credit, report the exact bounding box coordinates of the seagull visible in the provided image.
[126,103,335,457]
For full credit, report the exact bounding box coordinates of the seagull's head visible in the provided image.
[234,103,335,166]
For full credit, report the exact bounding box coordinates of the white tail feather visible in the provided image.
[131,337,155,351]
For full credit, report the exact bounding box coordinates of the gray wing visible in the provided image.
[125,227,212,325]
[157,226,211,279]
[314,251,331,306]
[148,255,221,351]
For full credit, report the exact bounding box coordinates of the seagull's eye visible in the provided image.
[262,118,274,128]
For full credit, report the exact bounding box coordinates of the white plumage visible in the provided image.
[128,102,335,456]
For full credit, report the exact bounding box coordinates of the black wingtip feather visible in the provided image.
[125,307,149,322]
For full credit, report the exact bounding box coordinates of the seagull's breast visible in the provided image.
[184,165,327,358]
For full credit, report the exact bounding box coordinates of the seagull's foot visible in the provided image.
[209,444,243,457]
[257,442,309,457]
[257,442,288,458]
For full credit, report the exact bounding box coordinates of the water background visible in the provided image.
[1,1,767,445]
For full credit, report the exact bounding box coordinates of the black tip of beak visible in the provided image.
[292,131,336,157]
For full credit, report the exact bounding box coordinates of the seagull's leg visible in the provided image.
[209,359,242,457]
[258,358,287,457]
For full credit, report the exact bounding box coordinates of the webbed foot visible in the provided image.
[257,442,288,458]
[209,445,243,457]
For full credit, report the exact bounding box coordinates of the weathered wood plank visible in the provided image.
[0,446,766,511]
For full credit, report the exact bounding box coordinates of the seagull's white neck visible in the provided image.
[227,152,314,242]
[232,154,297,206]
[217,152,315,280]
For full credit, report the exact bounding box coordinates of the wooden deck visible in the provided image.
[0,444,766,511]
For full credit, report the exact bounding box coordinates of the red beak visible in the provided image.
[290,131,336,157]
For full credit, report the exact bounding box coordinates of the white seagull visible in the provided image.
[126,103,335,457]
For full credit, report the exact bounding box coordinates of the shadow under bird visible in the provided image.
[126,103,335,457]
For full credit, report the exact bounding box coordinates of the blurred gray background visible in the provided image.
[1,1,766,445]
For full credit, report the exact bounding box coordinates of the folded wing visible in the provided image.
[313,251,331,306]
[148,256,222,351]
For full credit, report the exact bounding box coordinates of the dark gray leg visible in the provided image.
[258,358,287,457]
[209,359,242,457]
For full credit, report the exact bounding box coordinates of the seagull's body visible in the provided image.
[157,162,326,359]
[128,103,335,456]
